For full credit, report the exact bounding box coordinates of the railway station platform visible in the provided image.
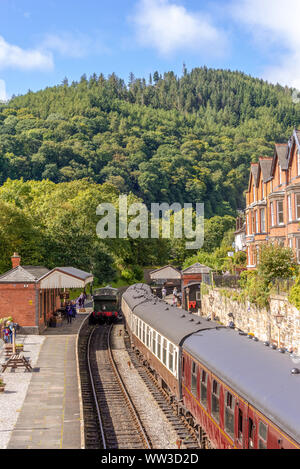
[6,311,91,449]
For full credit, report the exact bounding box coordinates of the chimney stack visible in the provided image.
[11,252,21,268]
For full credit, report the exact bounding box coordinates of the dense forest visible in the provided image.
[1,68,299,217]
[0,67,299,279]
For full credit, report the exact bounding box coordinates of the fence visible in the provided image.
[213,274,241,289]
[270,278,295,296]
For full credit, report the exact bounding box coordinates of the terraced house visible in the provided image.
[245,129,300,269]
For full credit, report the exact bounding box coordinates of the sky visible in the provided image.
[1,0,300,101]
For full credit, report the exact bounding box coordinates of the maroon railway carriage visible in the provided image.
[122,284,216,402]
[122,283,300,449]
[182,329,300,449]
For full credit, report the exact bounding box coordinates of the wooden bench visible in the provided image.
[2,353,32,372]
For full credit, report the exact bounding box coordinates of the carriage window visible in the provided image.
[248,417,254,449]
[152,331,156,354]
[146,326,150,347]
[258,421,268,449]
[200,370,207,407]
[225,392,235,440]
[182,356,185,374]
[238,409,243,442]
[157,334,161,360]
[191,361,197,396]
[135,318,138,336]
[138,320,141,340]
[174,350,178,375]
[142,322,145,343]
[211,380,220,423]
[162,339,167,365]
[169,343,174,371]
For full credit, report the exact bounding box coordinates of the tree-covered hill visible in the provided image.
[1,67,299,216]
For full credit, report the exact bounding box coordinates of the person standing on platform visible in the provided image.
[66,305,73,324]
[162,286,167,300]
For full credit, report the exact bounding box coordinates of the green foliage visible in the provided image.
[0,68,298,217]
[258,244,298,282]
[288,277,300,310]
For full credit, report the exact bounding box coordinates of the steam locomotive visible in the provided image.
[90,286,120,324]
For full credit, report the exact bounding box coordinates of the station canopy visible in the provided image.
[39,267,93,290]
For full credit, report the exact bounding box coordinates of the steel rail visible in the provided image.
[86,326,107,449]
[106,323,152,449]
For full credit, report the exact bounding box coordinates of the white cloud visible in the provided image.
[42,32,109,59]
[231,0,300,89]
[0,79,7,101]
[0,36,53,71]
[132,0,227,56]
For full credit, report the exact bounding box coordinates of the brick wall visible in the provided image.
[0,283,37,327]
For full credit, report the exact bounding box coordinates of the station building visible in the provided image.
[0,253,93,334]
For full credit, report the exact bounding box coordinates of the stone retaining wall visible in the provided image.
[201,288,300,352]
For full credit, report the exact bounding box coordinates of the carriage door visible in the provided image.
[246,407,256,449]
[234,399,248,449]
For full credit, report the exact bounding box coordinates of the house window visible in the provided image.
[211,380,220,423]
[256,211,259,233]
[270,202,274,226]
[296,194,300,220]
[225,392,235,440]
[277,200,284,225]
[279,165,282,185]
[258,421,268,449]
[289,238,293,249]
[297,239,300,264]
[200,370,208,408]
[252,212,255,233]
[288,195,292,222]
[191,361,197,396]
[260,208,265,232]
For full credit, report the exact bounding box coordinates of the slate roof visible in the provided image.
[51,267,93,280]
[0,265,50,283]
[182,263,211,274]
[258,157,273,183]
[184,328,300,446]
[275,144,289,170]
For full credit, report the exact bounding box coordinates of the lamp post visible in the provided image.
[209,293,214,320]
[275,310,285,348]
[186,287,190,312]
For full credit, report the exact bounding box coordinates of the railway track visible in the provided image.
[78,320,152,449]
[123,332,200,449]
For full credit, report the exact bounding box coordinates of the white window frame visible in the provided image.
[256,211,259,233]
[296,194,300,220]
[297,150,300,176]
[297,238,300,264]
[288,195,292,222]
[279,165,281,185]
[260,208,265,233]
[271,202,274,227]
[277,200,284,225]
